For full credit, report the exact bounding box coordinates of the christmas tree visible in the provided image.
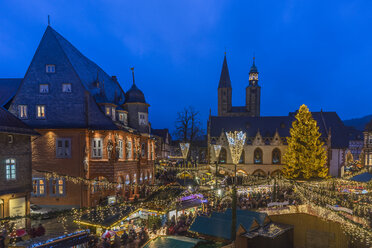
[282,104,328,179]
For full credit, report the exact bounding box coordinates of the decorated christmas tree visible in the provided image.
[282,104,328,179]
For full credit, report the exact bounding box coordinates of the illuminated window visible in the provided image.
[133,173,137,183]
[92,138,103,158]
[32,178,45,196]
[62,83,72,93]
[272,148,281,164]
[39,84,49,93]
[125,175,130,185]
[8,135,13,144]
[50,178,65,196]
[18,105,28,119]
[104,106,110,116]
[46,64,55,73]
[56,138,71,158]
[36,105,45,119]
[5,159,16,180]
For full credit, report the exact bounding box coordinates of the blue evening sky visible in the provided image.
[1,0,371,132]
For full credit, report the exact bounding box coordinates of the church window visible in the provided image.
[18,105,28,119]
[272,148,281,164]
[36,105,46,119]
[62,83,72,93]
[254,148,263,164]
[46,64,55,73]
[239,150,245,164]
[39,84,49,93]
[219,148,227,164]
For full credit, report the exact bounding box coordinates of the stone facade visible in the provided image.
[218,55,261,117]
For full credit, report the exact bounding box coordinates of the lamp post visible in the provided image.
[180,142,190,185]
[225,131,246,242]
[213,144,222,194]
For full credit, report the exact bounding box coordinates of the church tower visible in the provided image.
[218,53,232,116]
[246,57,261,117]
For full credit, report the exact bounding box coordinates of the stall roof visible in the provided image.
[177,198,203,211]
[350,172,372,182]
[78,206,134,228]
[189,210,260,240]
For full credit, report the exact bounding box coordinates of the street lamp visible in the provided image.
[213,144,222,191]
[225,131,246,242]
[180,142,190,185]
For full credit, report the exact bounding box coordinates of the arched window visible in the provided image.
[239,150,245,164]
[125,175,130,185]
[254,148,263,164]
[219,148,227,164]
[272,148,281,164]
[140,173,143,183]
[133,173,137,184]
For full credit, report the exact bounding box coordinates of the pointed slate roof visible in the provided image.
[249,57,258,74]
[46,26,126,105]
[125,83,146,104]
[218,55,232,88]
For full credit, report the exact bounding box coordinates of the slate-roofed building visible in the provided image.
[151,128,172,160]
[0,107,38,229]
[2,25,155,208]
[208,110,353,177]
[218,54,260,117]
[210,55,355,177]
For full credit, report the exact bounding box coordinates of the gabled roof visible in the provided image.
[152,128,171,140]
[209,111,351,149]
[0,107,38,136]
[0,78,22,107]
[46,26,126,106]
[189,209,262,240]
[218,55,232,89]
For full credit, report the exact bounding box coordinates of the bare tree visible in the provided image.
[174,106,203,143]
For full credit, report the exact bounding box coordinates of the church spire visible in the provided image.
[218,53,232,88]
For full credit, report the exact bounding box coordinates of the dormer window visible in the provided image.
[138,112,148,126]
[37,105,46,119]
[46,64,55,73]
[62,83,72,93]
[105,106,111,116]
[118,113,128,125]
[111,107,116,121]
[39,84,49,93]
[18,105,28,119]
